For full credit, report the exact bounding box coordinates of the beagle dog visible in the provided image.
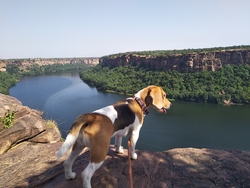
[57,85,171,188]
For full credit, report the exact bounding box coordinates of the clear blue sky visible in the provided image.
[1,0,250,59]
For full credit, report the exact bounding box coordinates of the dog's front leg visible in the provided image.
[115,136,124,154]
[129,131,139,160]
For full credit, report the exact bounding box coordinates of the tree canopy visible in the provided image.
[0,71,17,94]
[80,64,250,104]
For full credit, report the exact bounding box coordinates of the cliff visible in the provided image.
[0,57,99,71]
[0,93,62,154]
[1,94,250,187]
[0,93,64,187]
[100,49,250,72]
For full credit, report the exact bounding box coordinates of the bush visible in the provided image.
[1,109,16,129]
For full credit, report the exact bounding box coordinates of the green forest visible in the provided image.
[80,64,250,104]
[0,63,91,94]
[5,63,91,76]
[0,71,17,94]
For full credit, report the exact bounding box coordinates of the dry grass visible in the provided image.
[46,119,60,133]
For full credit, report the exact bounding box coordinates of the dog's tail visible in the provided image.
[57,115,87,159]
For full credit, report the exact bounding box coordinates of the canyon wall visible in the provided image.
[2,49,250,73]
[0,57,99,71]
[100,49,250,72]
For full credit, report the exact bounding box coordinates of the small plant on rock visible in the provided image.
[1,109,16,129]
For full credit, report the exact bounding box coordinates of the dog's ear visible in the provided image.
[148,86,166,109]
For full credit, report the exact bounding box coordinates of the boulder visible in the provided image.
[0,115,46,154]
[29,127,61,143]
[0,94,62,153]
[0,142,66,188]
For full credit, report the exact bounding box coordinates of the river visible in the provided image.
[9,72,250,152]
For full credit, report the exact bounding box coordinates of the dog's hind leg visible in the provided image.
[81,129,110,188]
[81,144,108,188]
[81,161,103,188]
[80,114,113,187]
[63,141,84,180]
[115,136,124,154]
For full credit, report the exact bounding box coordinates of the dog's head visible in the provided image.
[142,85,172,114]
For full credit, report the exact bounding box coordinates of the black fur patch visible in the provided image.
[113,100,135,132]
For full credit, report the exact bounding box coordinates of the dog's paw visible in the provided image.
[116,146,124,154]
[65,172,76,180]
[131,153,137,160]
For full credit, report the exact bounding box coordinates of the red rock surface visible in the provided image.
[41,147,250,188]
[1,142,250,188]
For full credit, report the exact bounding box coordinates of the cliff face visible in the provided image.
[0,57,99,71]
[100,49,250,72]
[0,94,64,187]
[0,94,61,154]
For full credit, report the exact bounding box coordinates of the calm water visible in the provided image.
[9,72,250,152]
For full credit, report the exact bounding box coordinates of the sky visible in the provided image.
[1,0,250,59]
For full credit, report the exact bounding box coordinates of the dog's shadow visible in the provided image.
[26,145,132,188]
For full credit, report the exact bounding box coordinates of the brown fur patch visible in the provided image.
[83,114,114,163]
[69,114,114,163]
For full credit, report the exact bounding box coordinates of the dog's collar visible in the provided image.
[133,96,149,115]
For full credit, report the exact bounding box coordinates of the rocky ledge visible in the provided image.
[0,94,61,154]
[101,49,250,72]
[1,94,250,188]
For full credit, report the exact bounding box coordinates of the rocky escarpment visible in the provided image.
[0,94,61,154]
[0,57,99,71]
[100,49,250,72]
[0,93,63,187]
[1,94,250,188]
